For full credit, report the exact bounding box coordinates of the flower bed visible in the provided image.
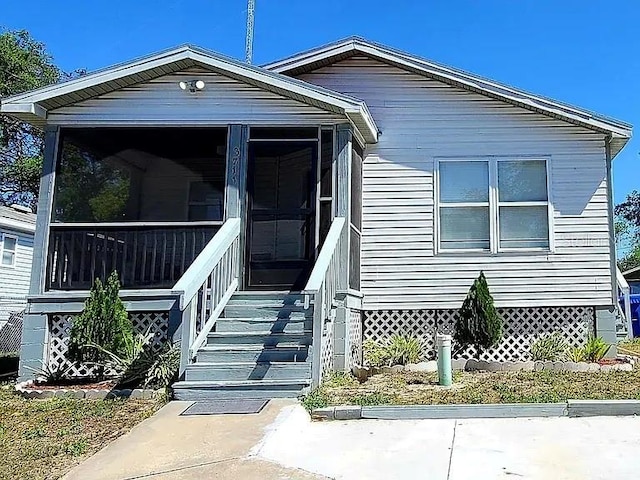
[352,356,633,381]
[303,367,640,411]
[15,380,160,400]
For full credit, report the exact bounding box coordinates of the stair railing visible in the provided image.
[302,217,347,387]
[173,218,241,371]
[617,266,633,339]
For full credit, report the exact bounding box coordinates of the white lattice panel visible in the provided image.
[364,309,438,358]
[320,314,335,382]
[347,309,363,370]
[365,307,594,362]
[48,312,169,378]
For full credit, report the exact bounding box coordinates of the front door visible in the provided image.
[246,142,317,290]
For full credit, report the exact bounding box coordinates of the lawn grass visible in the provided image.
[0,383,161,480]
[303,368,640,411]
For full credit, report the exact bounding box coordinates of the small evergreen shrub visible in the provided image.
[454,272,503,358]
[530,332,570,361]
[67,271,133,369]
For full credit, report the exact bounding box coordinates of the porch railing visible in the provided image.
[302,217,347,386]
[47,224,220,290]
[617,266,633,339]
[172,218,240,372]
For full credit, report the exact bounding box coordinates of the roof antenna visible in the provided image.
[245,0,255,64]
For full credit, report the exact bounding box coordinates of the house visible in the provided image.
[0,37,632,399]
[622,266,640,295]
[0,205,36,330]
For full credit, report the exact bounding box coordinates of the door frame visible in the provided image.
[244,139,318,290]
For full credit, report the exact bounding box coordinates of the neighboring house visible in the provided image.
[622,266,640,295]
[0,37,632,399]
[0,205,35,329]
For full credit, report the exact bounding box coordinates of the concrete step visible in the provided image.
[226,296,306,308]
[207,332,313,347]
[223,304,312,320]
[215,317,312,334]
[185,362,311,382]
[172,379,310,401]
[195,345,311,363]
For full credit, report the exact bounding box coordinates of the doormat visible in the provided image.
[180,399,269,415]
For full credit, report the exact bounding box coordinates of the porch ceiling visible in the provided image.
[0,45,378,143]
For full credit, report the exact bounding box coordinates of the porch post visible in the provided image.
[334,124,352,370]
[335,124,352,292]
[224,125,248,287]
[19,125,60,380]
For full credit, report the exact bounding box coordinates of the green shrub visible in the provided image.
[351,392,391,406]
[89,329,180,390]
[300,388,329,412]
[386,334,424,365]
[67,271,133,370]
[364,335,424,367]
[581,336,611,362]
[454,272,503,358]
[363,339,391,367]
[530,332,569,361]
[566,346,585,362]
[143,343,180,389]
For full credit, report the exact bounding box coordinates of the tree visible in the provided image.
[67,271,133,376]
[0,29,82,210]
[454,272,503,358]
[615,190,640,271]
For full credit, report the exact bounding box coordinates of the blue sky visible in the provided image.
[3,0,638,203]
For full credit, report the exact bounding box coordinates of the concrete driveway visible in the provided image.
[64,400,640,480]
[256,406,640,479]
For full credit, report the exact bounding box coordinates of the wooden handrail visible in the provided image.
[302,217,347,386]
[174,218,241,372]
[172,218,240,310]
[302,217,346,295]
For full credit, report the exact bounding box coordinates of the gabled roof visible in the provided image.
[0,205,36,234]
[265,37,632,157]
[0,44,378,143]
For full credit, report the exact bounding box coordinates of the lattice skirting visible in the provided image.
[48,312,169,377]
[319,312,335,382]
[347,309,363,370]
[364,307,595,362]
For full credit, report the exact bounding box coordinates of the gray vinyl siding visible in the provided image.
[297,56,612,310]
[46,67,346,126]
[0,229,34,325]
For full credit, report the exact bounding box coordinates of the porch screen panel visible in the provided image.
[53,128,227,223]
[319,129,334,248]
[349,142,363,290]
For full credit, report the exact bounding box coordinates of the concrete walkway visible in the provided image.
[62,400,327,480]
[64,400,640,479]
[256,406,640,479]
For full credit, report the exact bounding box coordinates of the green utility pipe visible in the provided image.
[437,334,452,387]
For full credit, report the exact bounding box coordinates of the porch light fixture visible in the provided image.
[178,80,205,93]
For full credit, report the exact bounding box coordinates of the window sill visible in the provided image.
[436,249,554,257]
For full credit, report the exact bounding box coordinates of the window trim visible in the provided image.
[0,233,18,268]
[434,156,553,254]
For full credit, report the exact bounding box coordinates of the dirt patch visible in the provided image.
[0,382,161,480]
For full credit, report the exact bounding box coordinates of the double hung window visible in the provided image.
[437,158,551,253]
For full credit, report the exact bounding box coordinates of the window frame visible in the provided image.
[0,233,18,268]
[434,156,553,255]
